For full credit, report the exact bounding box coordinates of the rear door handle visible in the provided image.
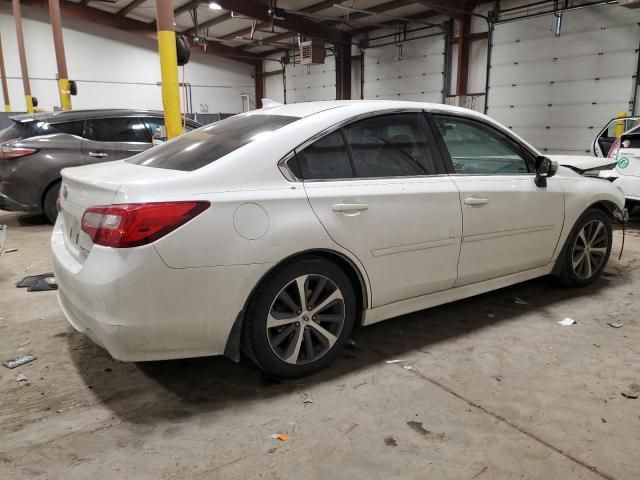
[464,197,489,206]
[89,152,108,158]
[332,203,369,213]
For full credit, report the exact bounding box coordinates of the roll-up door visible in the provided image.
[363,33,446,103]
[487,5,639,154]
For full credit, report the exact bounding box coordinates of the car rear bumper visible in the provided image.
[0,190,40,213]
[51,218,272,362]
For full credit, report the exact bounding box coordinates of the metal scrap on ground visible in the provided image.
[2,354,37,369]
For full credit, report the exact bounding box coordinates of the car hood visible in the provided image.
[550,155,615,171]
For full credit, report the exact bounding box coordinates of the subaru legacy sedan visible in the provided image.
[0,109,200,223]
[52,101,624,378]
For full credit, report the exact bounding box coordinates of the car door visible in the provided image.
[430,113,565,287]
[81,116,152,164]
[293,112,462,307]
[593,117,640,157]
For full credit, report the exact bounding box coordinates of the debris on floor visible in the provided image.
[558,318,576,327]
[4,248,18,254]
[270,433,288,442]
[487,312,495,319]
[621,384,640,399]
[383,436,398,447]
[385,359,405,364]
[607,322,623,328]
[2,353,37,369]
[16,273,58,292]
[16,373,29,384]
[514,297,530,305]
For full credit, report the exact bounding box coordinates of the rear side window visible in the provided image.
[290,130,353,180]
[343,113,437,177]
[128,114,299,171]
[90,117,150,143]
[44,120,85,137]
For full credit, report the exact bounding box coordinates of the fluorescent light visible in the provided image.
[209,2,222,9]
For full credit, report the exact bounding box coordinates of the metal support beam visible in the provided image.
[49,0,72,110]
[117,0,147,17]
[12,0,34,113]
[212,0,349,45]
[413,0,468,17]
[336,44,351,100]
[155,0,182,139]
[455,13,471,97]
[0,32,10,111]
[254,62,263,109]
[19,0,261,65]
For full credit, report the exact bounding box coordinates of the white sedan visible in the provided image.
[52,100,624,378]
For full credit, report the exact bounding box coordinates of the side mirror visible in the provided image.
[534,156,558,187]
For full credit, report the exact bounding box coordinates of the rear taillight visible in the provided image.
[607,138,620,159]
[0,145,37,159]
[81,201,210,248]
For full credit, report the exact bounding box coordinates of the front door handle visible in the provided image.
[332,203,369,213]
[464,197,489,206]
[89,152,108,158]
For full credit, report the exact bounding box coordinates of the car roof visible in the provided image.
[255,99,472,118]
[9,109,194,124]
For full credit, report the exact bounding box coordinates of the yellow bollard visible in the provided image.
[614,111,627,138]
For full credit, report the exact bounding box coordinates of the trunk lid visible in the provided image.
[59,160,184,263]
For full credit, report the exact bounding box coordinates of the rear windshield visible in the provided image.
[0,121,39,142]
[0,119,85,143]
[127,114,300,171]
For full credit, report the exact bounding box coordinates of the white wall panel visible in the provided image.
[284,55,336,103]
[487,5,639,154]
[363,34,445,103]
[0,6,254,113]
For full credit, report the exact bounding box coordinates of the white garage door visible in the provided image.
[284,55,336,103]
[487,5,639,155]
[363,33,445,103]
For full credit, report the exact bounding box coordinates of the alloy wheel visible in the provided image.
[571,219,609,279]
[266,274,346,365]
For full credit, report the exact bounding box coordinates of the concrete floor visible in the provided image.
[1,210,639,480]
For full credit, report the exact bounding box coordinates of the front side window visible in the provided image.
[128,113,299,171]
[433,115,530,175]
[343,113,437,177]
[90,117,150,143]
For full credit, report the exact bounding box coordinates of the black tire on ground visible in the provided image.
[556,208,612,287]
[43,181,61,225]
[243,256,357,378]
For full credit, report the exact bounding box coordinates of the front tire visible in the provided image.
[556,208,612,287]
[243,257,356,378]
[43,181,61,225]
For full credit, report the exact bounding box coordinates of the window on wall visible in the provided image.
[433,115,530,175]
[290,130,353,180]
[89,117,150,143]
[342,113,438,178]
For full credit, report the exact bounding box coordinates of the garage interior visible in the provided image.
[1,0,640,479]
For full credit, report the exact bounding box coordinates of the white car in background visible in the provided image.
[52,100,624,378]
[558,118,640,210]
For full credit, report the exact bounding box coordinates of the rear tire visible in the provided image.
[556,208,612,287]
[43,181,61,225]
[243,257,356,378]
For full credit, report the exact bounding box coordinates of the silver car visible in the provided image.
[0,109,200,223]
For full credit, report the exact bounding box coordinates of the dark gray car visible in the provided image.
[0,109,200,223]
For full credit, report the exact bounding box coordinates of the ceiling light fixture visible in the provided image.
[208,2,222,10]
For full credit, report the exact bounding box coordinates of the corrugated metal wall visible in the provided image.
[284,55,336,103]
[363,33,446,103]
[487,5,639,155]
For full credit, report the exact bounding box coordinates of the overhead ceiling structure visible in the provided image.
[18,0,484,60]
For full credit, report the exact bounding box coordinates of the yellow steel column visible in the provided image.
[155,0,181,139]
[12,0,34,113]
[614,111,627,138]
[0,33,11,111]
[49,0,72,110]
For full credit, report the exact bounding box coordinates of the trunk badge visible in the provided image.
[62,184,69,199]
